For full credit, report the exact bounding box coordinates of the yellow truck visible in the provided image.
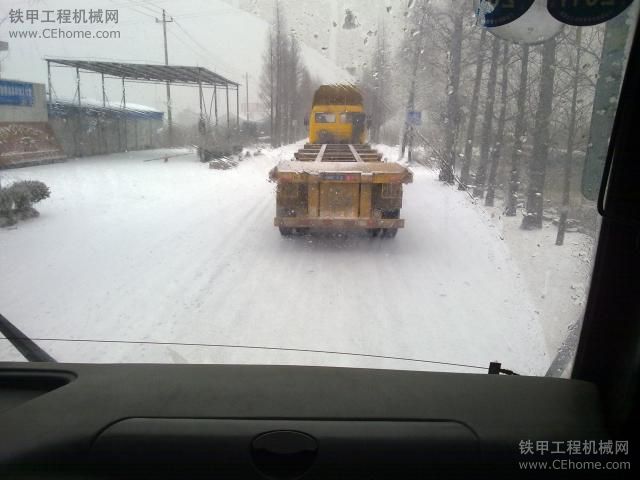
[308,85,367,145]
[269,85,413,238]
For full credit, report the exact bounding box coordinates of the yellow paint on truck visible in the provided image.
[308,85,367,145]
[309,104,367,145]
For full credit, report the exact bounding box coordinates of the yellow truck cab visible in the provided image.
[308,85,367,145]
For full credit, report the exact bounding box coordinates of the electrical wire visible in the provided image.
[0,336,489,371]
[172,19,239,79]
[108,0,157,20]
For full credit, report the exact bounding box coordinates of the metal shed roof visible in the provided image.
[46,58,239,88]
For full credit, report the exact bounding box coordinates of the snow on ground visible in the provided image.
[1,144,556,375]
[375,143,595,369]
[480,209,594,357]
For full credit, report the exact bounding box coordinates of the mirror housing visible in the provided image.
[476,0,563,45]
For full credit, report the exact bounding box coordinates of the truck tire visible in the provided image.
[382,228,398,238]
[368,229,381,238]
[279,227,294,236]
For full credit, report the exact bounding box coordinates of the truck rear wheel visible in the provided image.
[382,228,398,238]
[279,227,294,236]
[368,229,381,238]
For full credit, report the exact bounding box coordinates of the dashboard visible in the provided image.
[0,363,607,478]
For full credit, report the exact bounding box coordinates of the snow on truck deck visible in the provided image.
[0,145,559,374]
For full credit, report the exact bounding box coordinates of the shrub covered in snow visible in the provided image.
[0,180,51,226]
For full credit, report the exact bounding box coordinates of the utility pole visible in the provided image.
[156,9,174,145]
[245,73,250,122]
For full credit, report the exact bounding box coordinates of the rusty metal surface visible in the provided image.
[273,160,411,176]
[275,217,405,229]
[271,144,411,231]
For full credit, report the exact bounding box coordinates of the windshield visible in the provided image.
[0,0,637,376]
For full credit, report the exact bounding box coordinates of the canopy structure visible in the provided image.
[45,58,241,136]
[45,59,238,88]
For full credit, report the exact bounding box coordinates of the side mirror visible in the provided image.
[475,0,563,45]
[304,116,309,127]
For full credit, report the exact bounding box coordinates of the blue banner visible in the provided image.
[0,80,34,107]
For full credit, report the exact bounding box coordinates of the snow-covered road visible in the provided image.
[0,145,551,374]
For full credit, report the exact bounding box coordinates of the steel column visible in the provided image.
[46,60,52,104]
[214,84,218,126]
[76,67,82,157]
[101,73,106,107]
[122,77,127,151]
[226,84,230,130]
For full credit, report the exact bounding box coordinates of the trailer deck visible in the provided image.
[270,144,413,236]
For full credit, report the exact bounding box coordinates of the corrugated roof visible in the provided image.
[46,59,239,88]
[48,98,164,120]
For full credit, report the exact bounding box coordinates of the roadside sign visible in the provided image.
[0,80,34,107]
[407,111,422,126]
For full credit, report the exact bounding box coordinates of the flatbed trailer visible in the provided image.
[269,144,413,237]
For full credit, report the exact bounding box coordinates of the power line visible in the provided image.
[108,0,164,19]
[112,2,240,81]
[0,336,488,371]
[172,21,217,60]
[167,30,209,63]
[171,20,238,79]
[170,10,235,20]
[108,0,167,10]
[108,0,155,19]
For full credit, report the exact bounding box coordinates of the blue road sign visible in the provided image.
[407,110,422,126]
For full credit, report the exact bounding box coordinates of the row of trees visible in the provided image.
[362,0,635,243]
[259,1,317,147]
[258,0,635,243]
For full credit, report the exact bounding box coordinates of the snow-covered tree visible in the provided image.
[522,37,557,230]
[361,23,391,144]
[259,1,314,147]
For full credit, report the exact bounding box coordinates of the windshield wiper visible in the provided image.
[0,313,56,362]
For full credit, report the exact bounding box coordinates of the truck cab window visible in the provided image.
[340,113,353,123]
[315,113,336,123]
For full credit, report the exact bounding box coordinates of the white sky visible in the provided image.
[0,0,357,119]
